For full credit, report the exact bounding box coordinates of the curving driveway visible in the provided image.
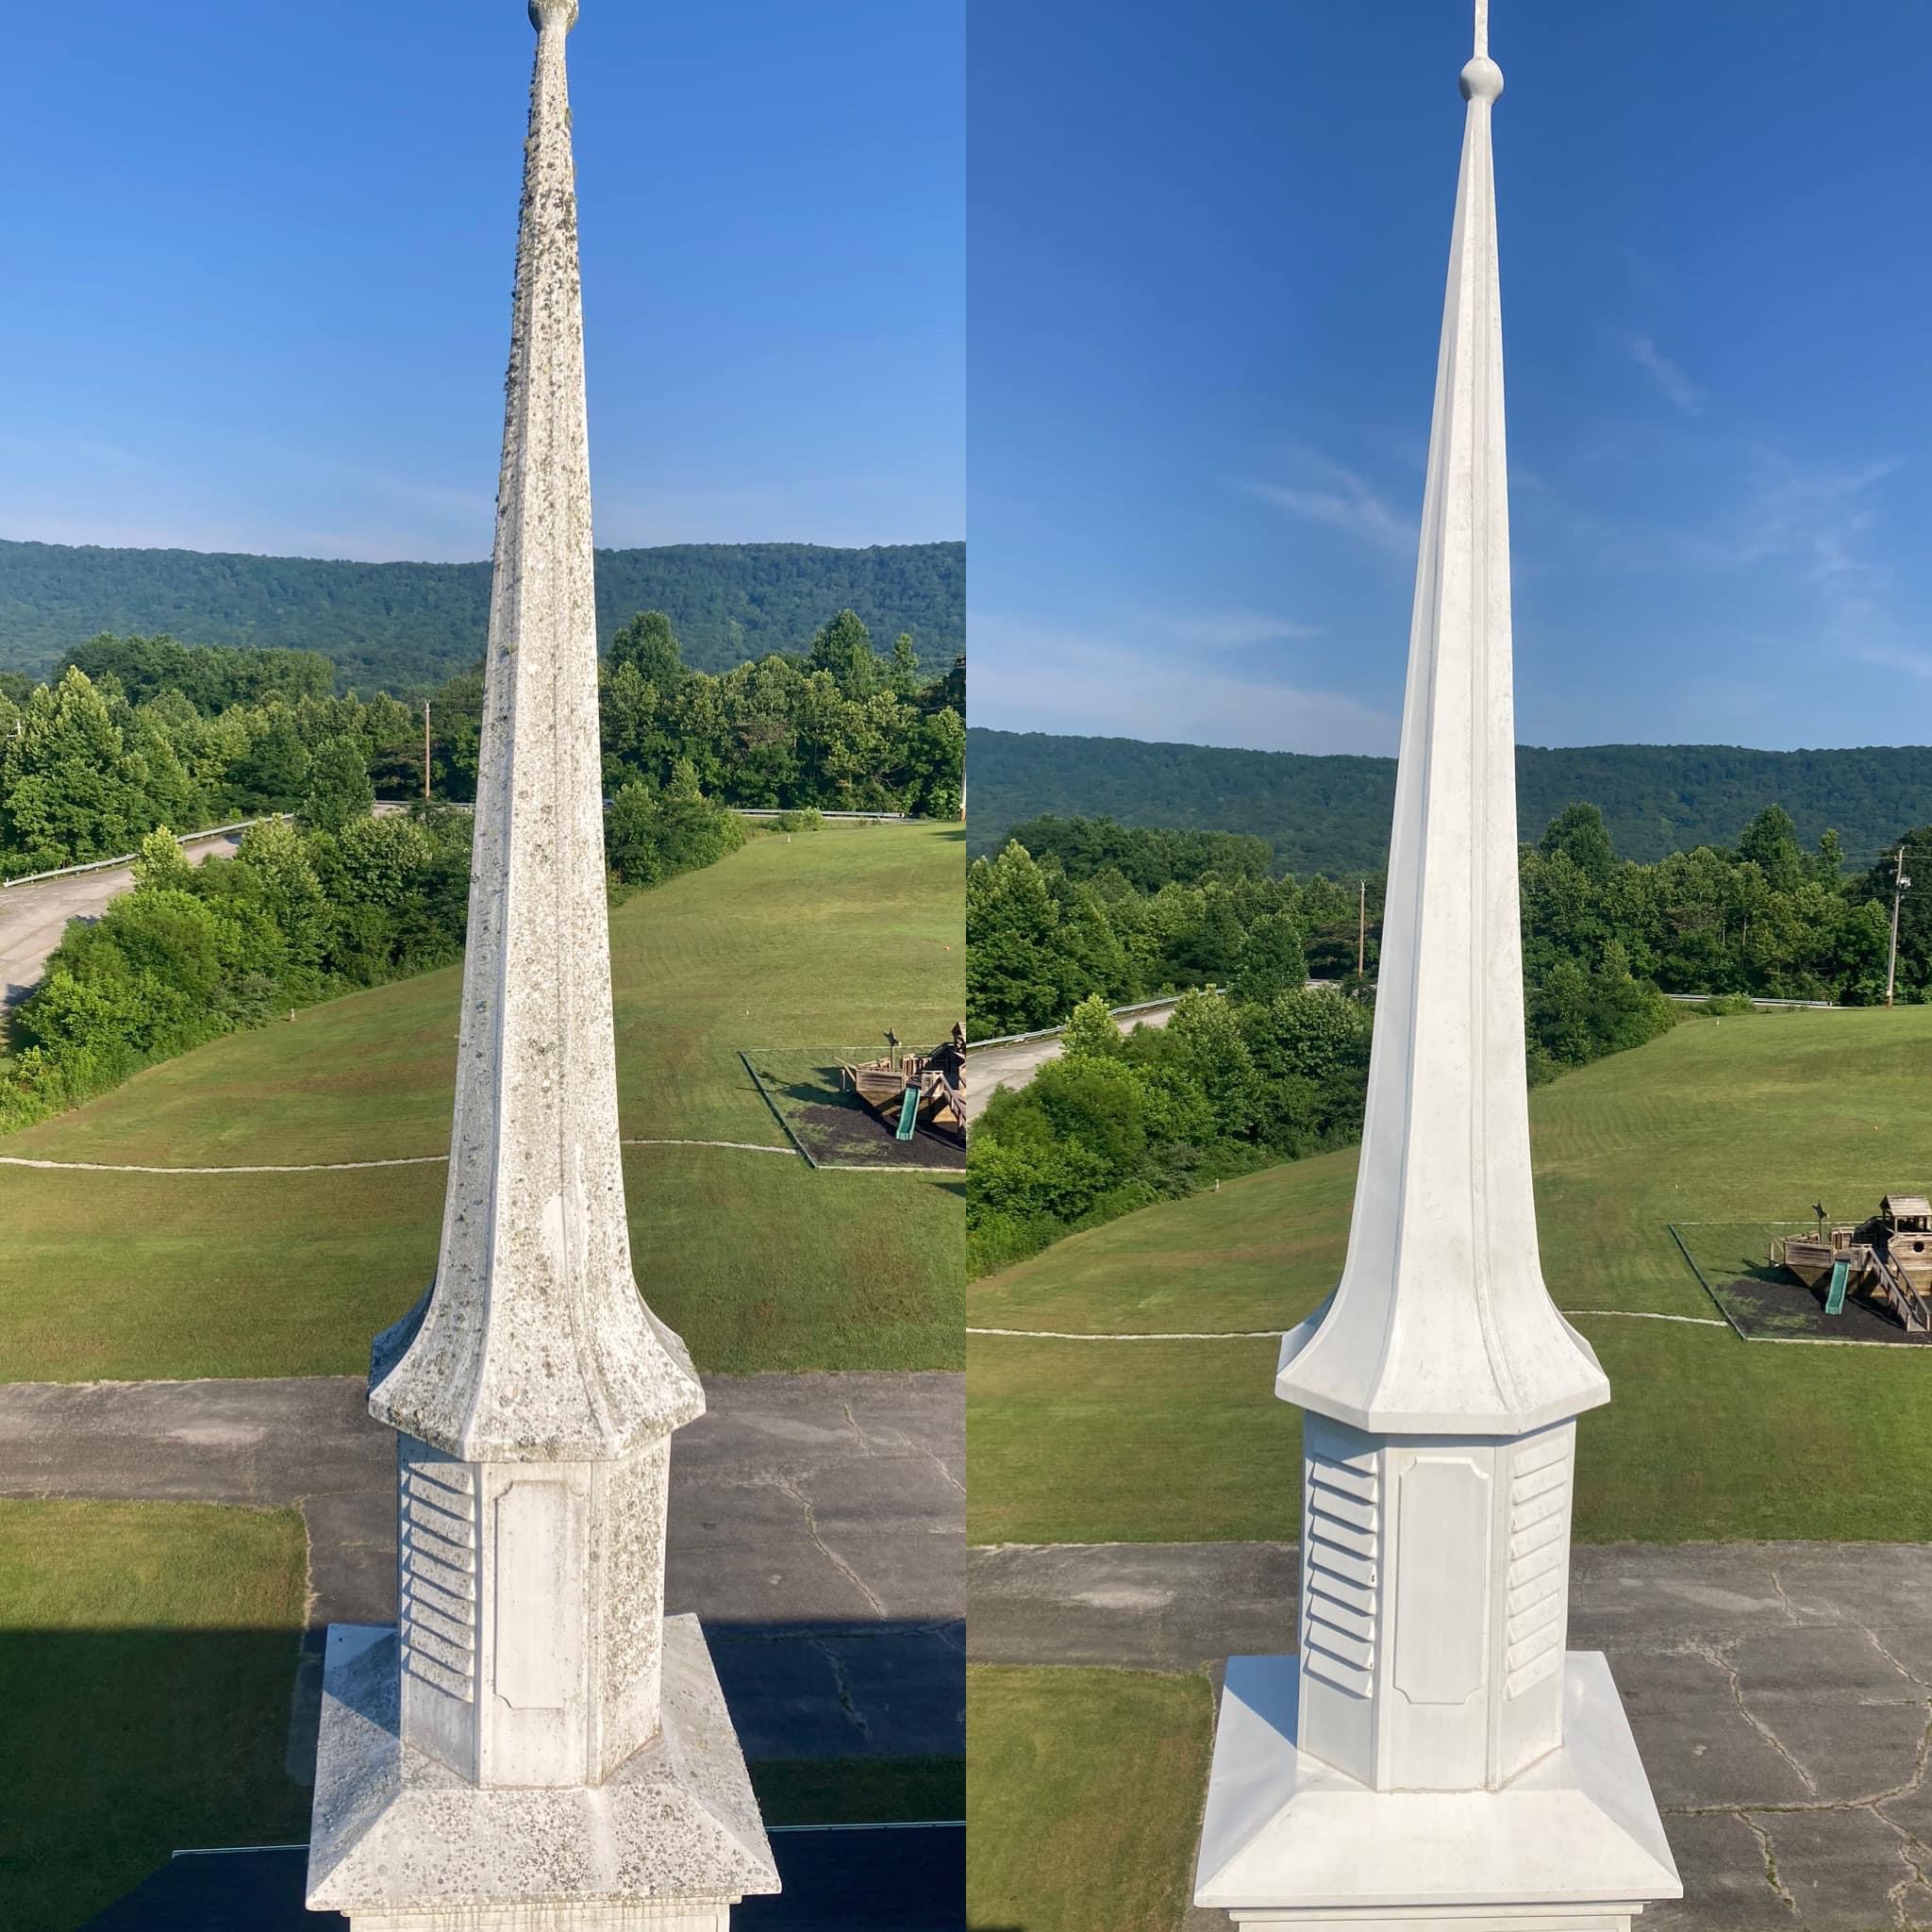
[964,995,1191,1117]
[0,829,247,1015]
[0,806,415,1017]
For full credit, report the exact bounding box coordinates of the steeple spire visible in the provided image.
[1193,9,1679,1919]
[367,0,704,1467]
[1273,0,1607,1439]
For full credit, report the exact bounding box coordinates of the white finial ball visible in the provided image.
[530,0,579,28]
[1460,56,1504,102]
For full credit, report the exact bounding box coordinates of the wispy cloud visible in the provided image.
[1849,641,1932,681]
[1619,332,1707,416]
[1139,608,1324,651]
[1565,445,1912,690]
[1245,451,1416,558]
[1573,451,1901,581]
[967,610,1396,756]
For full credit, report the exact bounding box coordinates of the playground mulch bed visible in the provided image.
[792,1102,965,1171]
[742,1049,966,1172]
[1713,1272,1932,1345]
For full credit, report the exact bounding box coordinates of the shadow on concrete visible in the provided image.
[83,1828,966,1930]
[285,1617,967,1790]
[3,1618,960,1932]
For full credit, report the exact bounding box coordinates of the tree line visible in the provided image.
[0,649,419,880]
[966,725,1932,878]
[0,609,962,880]
[0,537,964,692]
[1,607,948,1127]
[964,803,1930,1272]
[969,803,1925,1041]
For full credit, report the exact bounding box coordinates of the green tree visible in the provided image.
[228,708,312,812]
[1164,990,1260,1141]
[966,842,1070,1037]
[808,609,879,698]
[0,667,150,868]
[1539,801,1616,882]
[889,632,921,695]
[608,610,685,688]
[1059,992,1124,1061]
[1233,910,1308,1005]
[299,738,376,833]
[1861,831,1932,1000]
[131,826,192,893]
[1737,805,1804,893]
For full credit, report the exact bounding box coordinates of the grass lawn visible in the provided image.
[966,1665,1212,1932]
[0,1499,310,1932]
[0,823,964,1380]
[968,1005,1932,1546]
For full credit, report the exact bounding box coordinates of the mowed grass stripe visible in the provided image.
[966,1665,1213,1932]
[0,1130,962,1387]
[1,825,964,1381]
[967,1007,1932,1546]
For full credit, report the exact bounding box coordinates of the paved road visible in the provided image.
[965,997,1189,1114]
[971,1540,1932,1932]
[0,806,415,1016]
[965,985,1341,1116]
[0,1371,964,1772]
[0,828,247,1014]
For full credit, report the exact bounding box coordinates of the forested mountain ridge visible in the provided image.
[0,539,964,692]
[969,727,1932,874]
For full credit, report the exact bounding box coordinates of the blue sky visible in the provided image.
[969,0,1932,754]
[0,0,963,561]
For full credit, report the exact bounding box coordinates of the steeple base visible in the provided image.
[308,1619,780,1928]
[1193,1652,1679,1928]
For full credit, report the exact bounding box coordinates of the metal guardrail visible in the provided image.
[733,809,915,823]
[0,816,290,891]
[1661,992,1842,1011]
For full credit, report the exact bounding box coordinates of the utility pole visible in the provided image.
[422,699,432,803]
[1357,878,1367,977]
[1887,844,1911,1008]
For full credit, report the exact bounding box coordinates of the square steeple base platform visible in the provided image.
[1194,1652,1680,1931]
[308,1619,779,1931]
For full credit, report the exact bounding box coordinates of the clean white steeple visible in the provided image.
[1194,10,1680,1922]
[1274,0,1608,1441]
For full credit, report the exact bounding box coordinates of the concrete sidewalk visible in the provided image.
[0,1371,965,1766]
[971,1539,1932,1932]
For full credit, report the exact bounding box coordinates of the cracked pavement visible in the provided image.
[0,1371,964,1773]
[971,1539,1932,1930]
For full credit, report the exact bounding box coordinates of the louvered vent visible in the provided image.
[1301,1443,1379,1698]
[1504,1428,1571,1699]
[400,1458,478,1703]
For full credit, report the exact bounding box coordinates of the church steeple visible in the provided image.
[1194,10,1679,1918]
[1273,0,1607,1441]
[308,11,775,1920]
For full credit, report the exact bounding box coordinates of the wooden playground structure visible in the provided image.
[1773,1193,1932,1334]
[841,1024,968,1143]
